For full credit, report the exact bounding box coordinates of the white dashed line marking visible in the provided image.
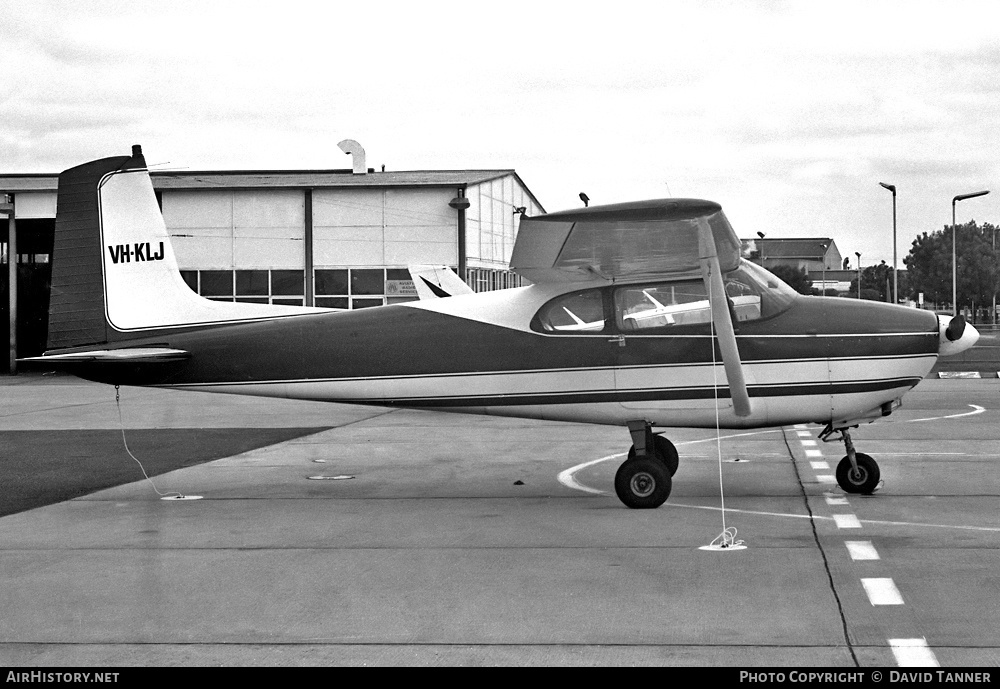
[816,474,837,484]
[810,460,830,470]
[801,439,817,446]
[833,514,862,529]
[805,449,824,457]
[889,638,939,667]
[825,493,849,506]
[796,430,812,437]
[862,578,904,605]
[845,540,880,561]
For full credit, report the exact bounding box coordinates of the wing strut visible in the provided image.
[697,220,752,417]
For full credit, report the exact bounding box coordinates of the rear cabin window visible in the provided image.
[534,289,606,333]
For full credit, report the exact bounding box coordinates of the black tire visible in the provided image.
[614,456,672,509]
[835,453,881,494]
[627,435,680,476]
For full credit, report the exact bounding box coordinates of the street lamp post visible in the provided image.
[756,231,765,267]
[879,183,897,303]
[821,240,827,296]
[952,190,990,317]
[855,252,862,299]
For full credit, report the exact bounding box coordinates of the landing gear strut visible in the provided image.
[615,421,678,509]
[821,426,881,494]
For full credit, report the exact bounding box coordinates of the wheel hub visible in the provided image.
[630,472,656,497]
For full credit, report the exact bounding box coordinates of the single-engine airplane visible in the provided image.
[22,147,980,508]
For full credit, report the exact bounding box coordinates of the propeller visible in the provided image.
[937,313,979,357]
[945,314,966,342]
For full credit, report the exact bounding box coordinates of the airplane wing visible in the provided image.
[510,198,751,417]
[408,265,475,299]
[509,199,742,284]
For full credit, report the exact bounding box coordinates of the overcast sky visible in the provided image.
[2,0,999,267]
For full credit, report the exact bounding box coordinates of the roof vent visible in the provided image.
[337,139,366,175]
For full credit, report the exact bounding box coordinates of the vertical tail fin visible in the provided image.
[46,147,327,352]
[408,265,474,299]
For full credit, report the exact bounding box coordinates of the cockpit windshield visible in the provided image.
[726,259,798,319]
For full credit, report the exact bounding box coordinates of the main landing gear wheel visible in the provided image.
[615,456,672,509]
[627,434,679,476]
[835,452,880,494]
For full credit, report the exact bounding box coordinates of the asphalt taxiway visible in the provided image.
[1,374,998,667]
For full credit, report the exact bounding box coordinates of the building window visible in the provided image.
[236,270,268,296]
[187,269,304,305]
[183,267,432,309]
[200,270,233,297]
[350,269,384,295]
[180,270,198,292]
[314,267,421,309]
[352,298,383,309]
[315,269,348,296]
[465,268,523,293]
[271,270,304,296]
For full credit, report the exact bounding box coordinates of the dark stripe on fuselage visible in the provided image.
[298,376,924,408]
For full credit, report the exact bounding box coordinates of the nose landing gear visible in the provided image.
[820,425,881,494]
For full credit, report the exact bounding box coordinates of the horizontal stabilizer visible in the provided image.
[20,347,191,364]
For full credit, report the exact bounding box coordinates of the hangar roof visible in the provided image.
[149,168,519,189]
[0,168,544,210]
[741,237,836,259]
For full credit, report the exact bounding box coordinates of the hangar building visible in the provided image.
[1,143,544,369]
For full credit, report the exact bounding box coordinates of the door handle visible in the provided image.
[608,335,626,347]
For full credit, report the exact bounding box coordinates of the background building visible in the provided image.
[1,144,544,365]
[743,237,842,273]
[742,237,845,292]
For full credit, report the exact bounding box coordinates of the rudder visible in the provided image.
[47,152,136,349]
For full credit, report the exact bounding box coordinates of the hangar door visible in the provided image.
[2,218,55,360]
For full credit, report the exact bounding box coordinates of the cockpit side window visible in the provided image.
[616,281,711,331]
[533,289,607,333]
[612,262,796,333]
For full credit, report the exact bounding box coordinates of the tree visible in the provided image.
[768,264,814,295]
[848,261,895,302]
[904,221,998,312]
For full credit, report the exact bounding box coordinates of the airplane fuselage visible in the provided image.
[64,282,940,430]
